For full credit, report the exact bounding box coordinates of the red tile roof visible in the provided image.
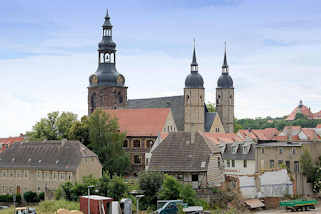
[103,108,171,137]
[0,136,24,152]
[302,128,320,140]
[201,132,242,145]
[286,104,313,120]
[237,128,279,141]
[313,111,321,119]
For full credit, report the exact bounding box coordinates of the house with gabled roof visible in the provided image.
[148,132,224,189]
[0,140,102,196]
[0,135,24,153]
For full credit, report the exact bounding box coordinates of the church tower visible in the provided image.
[216,45,234,133]
[88,10,127,114]
[184,44,205,132]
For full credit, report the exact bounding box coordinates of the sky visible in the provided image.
[1,0,321,137]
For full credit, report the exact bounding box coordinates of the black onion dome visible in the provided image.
[98,37,116,51]
[217,73,233,88]
[185,72,204,88]
[89,64,125,87]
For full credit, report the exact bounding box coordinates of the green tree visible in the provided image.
[97,172,111,196]
[234,118,243,133]
[138,172,164,209]
[27,111,77,140]
[179,184,197,206]
[300,149,315,182]
[158,175,182,200]
[108,176,128,201]
[206,102,216,112]
[88,109,130,176]
[68,116,90,146]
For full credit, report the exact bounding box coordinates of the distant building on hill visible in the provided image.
[0,140,102,196]
[286,100,321,120]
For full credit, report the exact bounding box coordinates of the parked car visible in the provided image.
[155,200,188,214]
[15,207,37,214]
[0,206,9,210]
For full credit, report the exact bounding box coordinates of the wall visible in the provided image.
[162,110,178,132]
[216,88,234,133]
[184,88,205,132]
[76,157,102,182]
[238,169,293,199]
[209,115,225,133]
[207,153,225,187]
[224,160,256,176]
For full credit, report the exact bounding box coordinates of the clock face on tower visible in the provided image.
[116,75,125,85]
[90,75,98,84]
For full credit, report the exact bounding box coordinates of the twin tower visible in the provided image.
[88,11,234,133]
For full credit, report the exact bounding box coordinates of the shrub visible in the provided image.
[23,191,39,203]
[108,176,128,201]
[158,174,182,200]
[39,192,45,201]
[37,200,80,213]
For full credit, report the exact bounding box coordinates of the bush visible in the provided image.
[0,194,20,203]
[39,192,45,201]
[37,200,80,213]
[179,184,197,206]
[158,175,182,200]
[23,191,39,203]
[108,176,128,201]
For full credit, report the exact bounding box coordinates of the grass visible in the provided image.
[0,200,80,214]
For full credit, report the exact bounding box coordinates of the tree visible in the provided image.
[179,184,197,206]
[27,111,77,140]
[88,109,130,176]
[158,175,182,200]
[138,172,164,209]
[234,118,243,133]
[300,149,315,182]
[108,176,128,201]
[68,116,90,146]
[97,172,111,197]
[206,102,216,112]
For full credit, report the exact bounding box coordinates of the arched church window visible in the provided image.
[105,53,110,63]
[118,92,123,103]
[110,53,115,63]
[100,53,104,63]
[91,93,96,113]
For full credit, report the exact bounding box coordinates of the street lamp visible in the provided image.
[135,195,144,214]
[87,185,95,214]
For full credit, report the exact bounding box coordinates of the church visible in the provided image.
[87,11,235,172]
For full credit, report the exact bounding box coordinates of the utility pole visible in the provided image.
[88,185,94,214]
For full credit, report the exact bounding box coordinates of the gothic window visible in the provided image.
[91,93,96,113]
[105,53,110,63]
[200,95,202,101]
[118,92,123,104]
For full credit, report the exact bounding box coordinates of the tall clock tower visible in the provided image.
[88,10,127,114]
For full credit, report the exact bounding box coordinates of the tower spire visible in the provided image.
[191,39,198,72]
[222,41,229,73]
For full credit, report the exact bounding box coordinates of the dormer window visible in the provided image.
[232,146,237,153]
[242,146,247,154]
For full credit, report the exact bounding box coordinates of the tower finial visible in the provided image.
[191,38,198,67]
[222,41,228,72]
[106,9,109,17]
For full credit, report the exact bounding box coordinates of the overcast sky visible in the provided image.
[1,0,321,137]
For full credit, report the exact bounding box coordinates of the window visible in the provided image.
[286,161,290,171]
[280,148,283,154]
[218,157,221,167]
[133,140,140,148]
[278,160,283,168]
[226,160,230,168]
[90,93,96,113]
[123,140,128,148]
[270,160,275,169]
[146,140,154,148]
[134,155,141,164]
[292,148,296,155]
[232,160,235,168]
[294,161,299,173]
[262,148,264,154]
[242,146,247,154]
[192,174,198,182]
[243,160,247,168]
[177,174,184,180]
[232,146,237,153]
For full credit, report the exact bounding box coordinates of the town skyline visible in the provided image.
[1,0,321,137]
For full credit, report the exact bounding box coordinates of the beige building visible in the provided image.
[0,140,102,195]
[256,140,321,195]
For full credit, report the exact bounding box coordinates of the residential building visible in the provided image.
[237,128,279,142]
[0,135,24,152]
[0,140,102,195]
[256,140,321,195]
[223,140,256,176]
[148,132,224,189]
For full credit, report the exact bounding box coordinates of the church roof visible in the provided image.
[286,101,314,120]
[148,132,220,172]
[204,112,217,132]
[128,96,185,131]
[0,140,98,172]
[103,108,172,137]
